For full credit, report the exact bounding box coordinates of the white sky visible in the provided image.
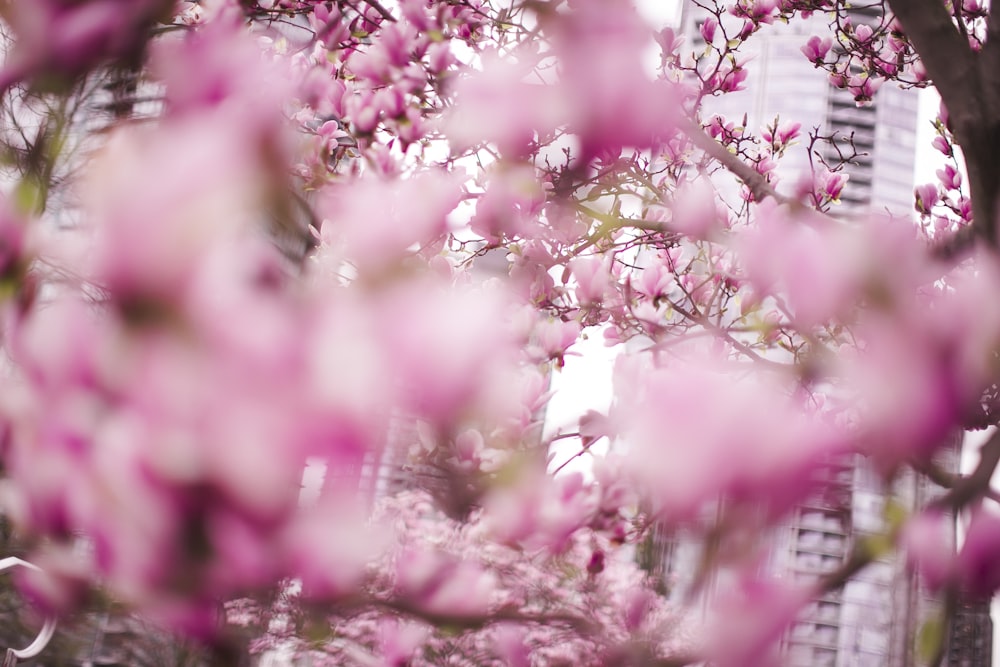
[544,331,618,476]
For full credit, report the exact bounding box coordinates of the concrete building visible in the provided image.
[677,4,920,215]
[647,4,994,665]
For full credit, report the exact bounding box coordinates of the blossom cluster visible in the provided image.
[0,0,997,665]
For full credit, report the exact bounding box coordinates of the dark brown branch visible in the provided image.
[646,654,702,667]
[914,459,961,489]
[663,296,792,372]
[575,203,674,233]
[360,0,397,22]
[358,598,597,635]
[887,0,1000,246]
[931,225,976,261]
[678,116,791,206]
[816,543,875,596]
[981,2,1000,104]
[931,427,1000,510]
[885,0,975,116]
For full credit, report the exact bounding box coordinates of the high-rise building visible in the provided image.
[777,447,959,667]
[677,4,920,215]
[649,4,994,665]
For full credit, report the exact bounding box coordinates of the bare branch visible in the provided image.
[931,428,1000,510]
[360,0,397,22]
[931,225,976,261]
[678,116,791,205]
[350,597,598,635]
[885,0,976,117]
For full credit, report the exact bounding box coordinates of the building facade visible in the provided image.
[678,4,920,215]
[658,4,994,665]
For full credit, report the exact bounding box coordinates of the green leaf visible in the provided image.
[884,498,908,532]
[303,616,332,644]
[859,533,893,560]
[13,179,41,215]
[917,615,945,664]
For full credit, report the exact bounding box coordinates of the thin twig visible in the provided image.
[931,427,1000,511]
[360,0,397,22]
[677,116,792,206]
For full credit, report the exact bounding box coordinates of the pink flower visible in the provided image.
[554,0,680,155]
[715,58,750,93]
[838,308,977,467]
[731,0,778,24]
[0,195,28,288]
[318,170,460,275]
[470,164,547,242]
[0,0,173,87]
[901,510,954,591]
[395,548,496,616]
[373,87,405,119]
[754,155,777,177]
[426,41,455,73]
[879,47,900,76]
[654,27,681,55]
[377,620,429,666]
[669,179,719,239]
[700,17,718,44]
[395,107,425,146]
[956,508,1000,598]
[532,317,581,363]
[344,89,381,133]
[820,169,849,201]
[443,54,561,156]
[633,261,673,300]
[707,115,734,140]
[914,183,940,213]
[570,256,611,305]
[375,279,521,427]
[854,24,874,43]
[84,117,269,307]
[801,35,833,63]
[613,354,845,520]
[151,19,294,128]
[958,195,973,222]
[848,73,883,104]
[485,471,597,553]
[936,164,962,190]
[283,495,386,599]
[704,576,814,667]
[932,135,953,156]
[762,120,801,147]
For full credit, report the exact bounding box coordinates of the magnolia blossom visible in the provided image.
[612,354,846,521]
[702,576,815,667]
[2,0,1000,665]
[0,0,174,88]
[901,510,955,591]
[318,171,461,274]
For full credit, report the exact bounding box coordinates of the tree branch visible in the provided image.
[884,0,1000,245]
[360,0,397,22]
[931,428,1000,511]
[885,0,976,119]
[931,225,976,261]
[678,116,791,206]
[339,597,598,635]
[575,203,676,234]
[980,2,1000,107]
